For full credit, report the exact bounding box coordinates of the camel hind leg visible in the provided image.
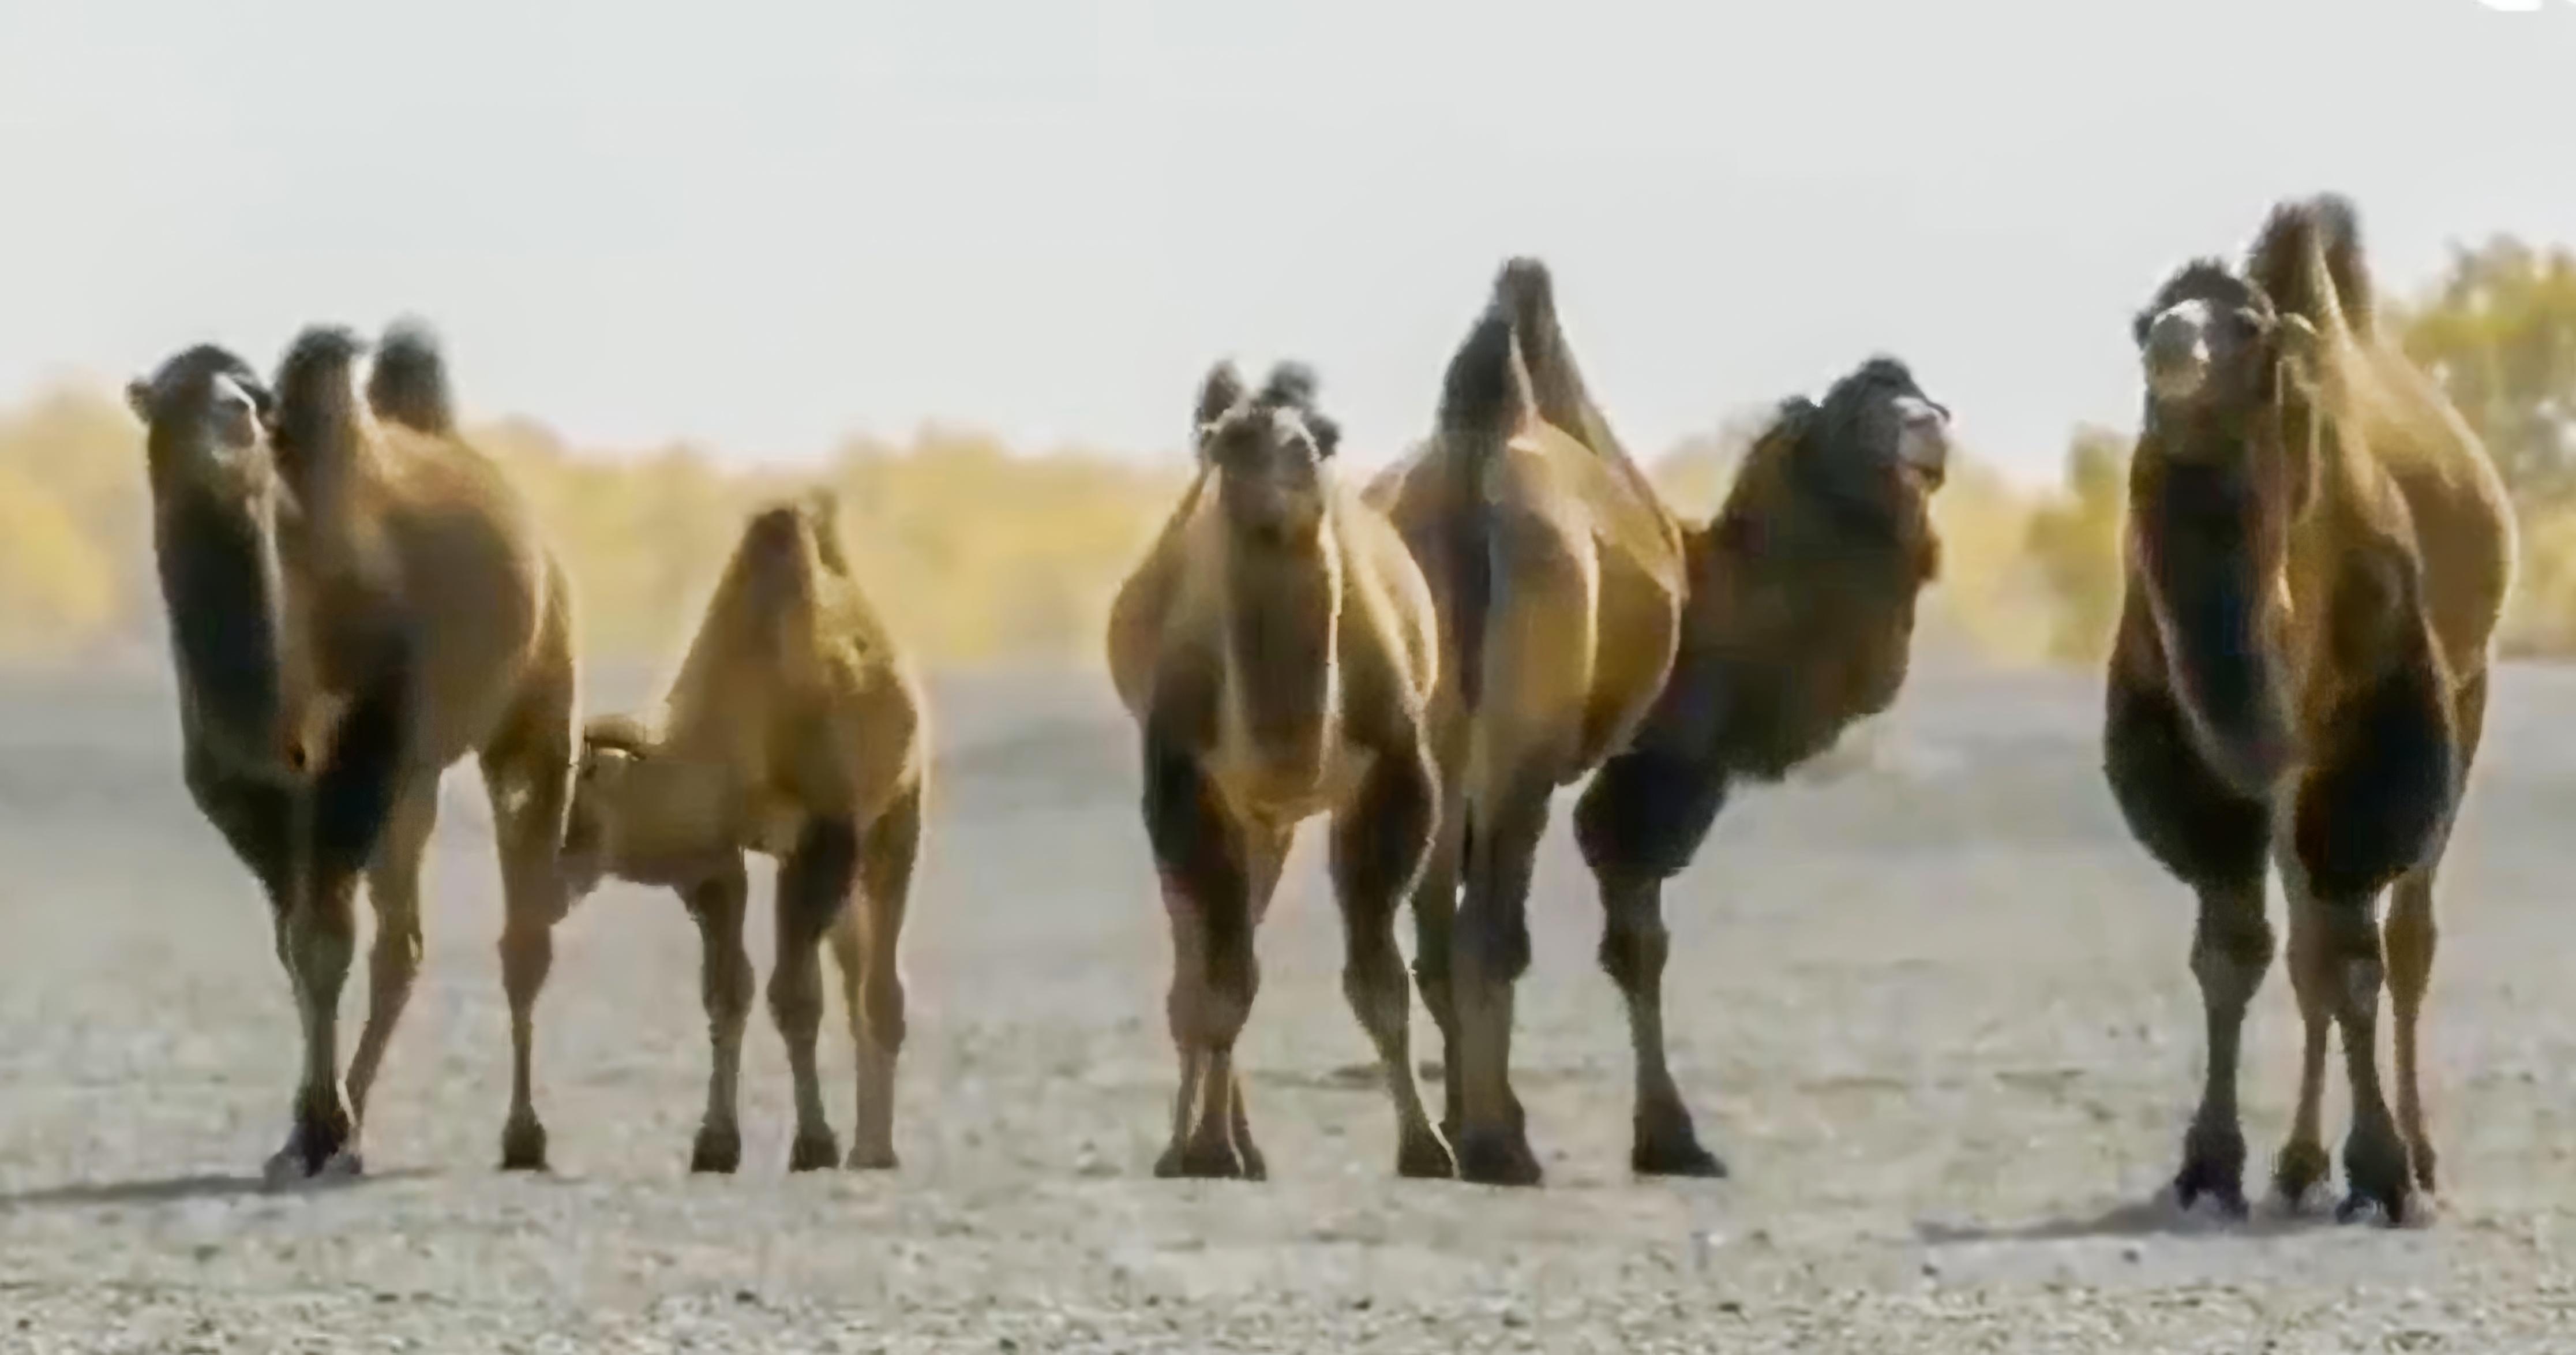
[345,778,443,1134]
[685,862,755,1173]
[830,777,923,1171]
[1408,720,1468,1141]
[2387,666,2488,1196]
[479,669,577,1173]
[1330,744,1452,1179]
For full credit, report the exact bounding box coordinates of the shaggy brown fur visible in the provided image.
[2106,194,2513,1225]
[562,492,927,1173]
[126,322,581,1181]
[1570,354,1953,1177]
[1108,361,1450,1180]
[1363,260,1691,1184]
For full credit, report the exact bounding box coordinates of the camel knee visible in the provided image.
[2384,895,2437,1005]
[1598,907,1670,997]
[860,971,907,1053]
[767,959,825,1034]
[702,948,755,1025]
[2189,900,2274,1009]
[2313,902,2386,1025]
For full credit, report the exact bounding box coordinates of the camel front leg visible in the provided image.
[774,817,861,1171]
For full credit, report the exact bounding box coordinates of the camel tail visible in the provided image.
[2251,193,2373,337]
[1435,301,1532,711]
[366,317,458,435]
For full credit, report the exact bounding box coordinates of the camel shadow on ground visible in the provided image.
[0,1167,434,1211]
[1916,1191,2351,1245]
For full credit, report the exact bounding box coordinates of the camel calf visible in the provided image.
[560,493,927,1173]
[1108,361,1451,1180]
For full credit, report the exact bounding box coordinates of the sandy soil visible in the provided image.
[5,666,2575,1352]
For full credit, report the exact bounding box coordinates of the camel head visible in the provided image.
[2133,259,2319,443]
[1194,360,1342,550]
[126,345,307,777]
[1724,356,1952,572]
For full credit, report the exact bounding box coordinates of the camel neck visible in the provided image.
[1220,530,1340,767]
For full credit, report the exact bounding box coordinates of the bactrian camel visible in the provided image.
[1108,360,1451,1180]
[2109,194,2511,1225]
[1370,259,1955,1184]
[126,321,581,1180]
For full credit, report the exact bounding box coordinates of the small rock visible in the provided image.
[2121,1242,2145,1264]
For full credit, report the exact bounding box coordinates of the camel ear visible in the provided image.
[1195,361,1247,442]
[125,377,154,424]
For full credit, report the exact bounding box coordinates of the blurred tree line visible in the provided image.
[2,233,2569,674]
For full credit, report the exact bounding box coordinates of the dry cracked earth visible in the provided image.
[5,666,2576,1352]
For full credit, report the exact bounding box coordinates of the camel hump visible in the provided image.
[367,317,458,435]
[271,324,372,481]
[2251,193,2373,335]
[1438,301,1532,441]
[1494,256,1555,332]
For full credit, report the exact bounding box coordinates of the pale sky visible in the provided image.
[2,0,2569,485]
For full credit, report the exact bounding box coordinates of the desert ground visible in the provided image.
[5,664,2575,1353]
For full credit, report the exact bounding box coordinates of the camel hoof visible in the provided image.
[843,1143,899,1172]
[1396,1128,1457,1181]
[689,1125,743,1175]
[264,1113,357,1188]
[2174,1123,2248,1219]
[1632,1125,1728,1180]
[261,1140,359,1188]
[1156,1136,1253,1181]
[2336,1128,2414,1228]
[2271,1139,2333,1213]
[788,1128,841,1173]
[1455,1128,1543,1188]
[498,1117,550,1173]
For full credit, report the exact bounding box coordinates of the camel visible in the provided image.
[1107,360,1450,1180]
[561,492,927,1173]
[2107,194,2513,1225]
[1367,259,1955,1185]
[125,321,581,1180]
